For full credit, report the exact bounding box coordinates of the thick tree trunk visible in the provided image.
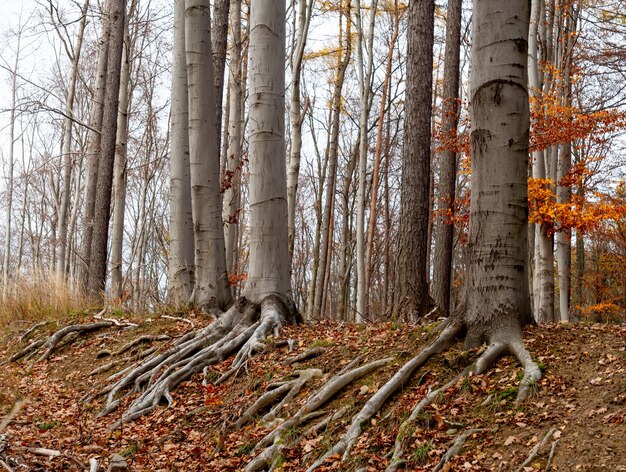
[79,5,110,288]
[431,0,462,316]
[87,0,126,298]
[465,0,532,346]
[56,0,89,277]
[168,0,195,305]
[392,0,434,322]
[244,0,291,302]
[186,0,232,311]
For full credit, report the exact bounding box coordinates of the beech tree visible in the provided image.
[306,0,542,467]
[185,0,231,310]
[168,0,195,305]
[92,0,300,425]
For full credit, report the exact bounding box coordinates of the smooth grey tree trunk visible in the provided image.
[243,0,291,302]
[392,0,434,322]
[168,0,195,305]
[223,0,243,277]
[211,0,230,159]
[465,0,532,345]
[431,0,462,316]
[185,0,232,310]
[87,0,126,298]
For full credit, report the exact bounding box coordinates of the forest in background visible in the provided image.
[0,0,624,324]
[0,0,625,470]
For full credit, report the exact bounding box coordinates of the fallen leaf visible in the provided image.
[504,435,516,446]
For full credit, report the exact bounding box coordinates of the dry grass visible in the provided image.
[0,270,92,329]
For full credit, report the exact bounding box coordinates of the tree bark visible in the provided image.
[223,0,243,278]
[431,0,462,316]
[244,0,291,302]
[110,6,134,300]
[392,0,434,322]
[168,0,195,306]
[87,0,126,298]
[79,3,110,289]
[186,0,232,311]
[465,0,532,346]
[211,0,230,159]
[287,0,314,266]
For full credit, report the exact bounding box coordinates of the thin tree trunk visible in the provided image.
[355,0,379,322]
[287,0,314,265]
[186,0,232,310]
[211,0,230,158]
[168,0,195,305]
[87,0,126,298]
[312,20,351,319]
[2,30,20,299]
[364,1,399,307]
[431,0,462,315]
[110,7,134,300]
[392,0,434,322]
[79,4,110,288]
[223,0,243,277]
[56,0,89,277]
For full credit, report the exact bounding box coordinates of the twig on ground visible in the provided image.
[515,427,555,472]
[161,315,195,328]
[545,439,559,470]
[432,428,484,472]
[18,321,49,342]
[0,399,27,433]
[284,347,327,365]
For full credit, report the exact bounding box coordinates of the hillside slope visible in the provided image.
[1,314,624,471]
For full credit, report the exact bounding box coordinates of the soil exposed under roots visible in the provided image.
[1,313,624,471]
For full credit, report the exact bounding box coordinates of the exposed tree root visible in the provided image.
[307,321,462,471]
[284,347,327,366]
[37,321,116,361]
[94,294,299,429]
[515,427,555,472]
[18,321,49,343]
[546,439,559,470]
[306,317,543,471]
[386,343,506,471]
[246,357,393,471]
[235,368,323,429]
[97,334,170,358]
[431,428,484,472]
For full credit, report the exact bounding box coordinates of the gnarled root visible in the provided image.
[307,320,462,471]
[246,358,392,472]
[97,294,298,428]
[515,427,555,472]
[386,342,506,471]
[307,317,542,471]
[235,368,323,429]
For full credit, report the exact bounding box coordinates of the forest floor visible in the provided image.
[0,312,624,471]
